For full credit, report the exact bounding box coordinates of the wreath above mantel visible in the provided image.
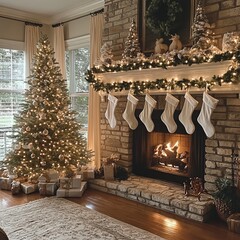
[145,0,183,37]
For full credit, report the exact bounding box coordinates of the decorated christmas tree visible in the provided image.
[3,35,93,180]
[191,0,212,49]
[122,19,141,60]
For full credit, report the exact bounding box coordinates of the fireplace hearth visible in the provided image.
[133,109,206,185]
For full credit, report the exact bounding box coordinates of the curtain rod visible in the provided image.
[0,15,43,27]
[52,8,104,27]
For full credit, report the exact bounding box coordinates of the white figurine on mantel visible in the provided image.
[154,38,168,54]
[100,42,113,65]
[169,34,183,51]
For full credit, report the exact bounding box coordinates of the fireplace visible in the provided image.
[133,109,206,185]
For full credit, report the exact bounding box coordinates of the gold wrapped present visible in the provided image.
[21,182,38,194]
[38,182,58,196]
[56,182,87,198]
[59,175,81,189]
[11,181,21,195]
[0,177,13,190]
[104,164,114,180]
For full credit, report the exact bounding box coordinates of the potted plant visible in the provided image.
[212,178,240,221]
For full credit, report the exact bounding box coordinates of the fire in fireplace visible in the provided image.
[133,109,206,184]
[151,133,191,175]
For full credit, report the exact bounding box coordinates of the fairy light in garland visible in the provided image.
[85,49,240,95]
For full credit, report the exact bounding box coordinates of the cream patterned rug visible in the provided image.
[0,197,164,240]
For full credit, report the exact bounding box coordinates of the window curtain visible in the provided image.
[25,24,40,77]
[53,25,66,79]
[88,12,104,169]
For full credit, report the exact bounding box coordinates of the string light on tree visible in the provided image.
[3,35,94,181]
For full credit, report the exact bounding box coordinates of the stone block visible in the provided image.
[205,139,218,147]
[160,204,175,213]
[214,133,236,140]
[128,187,141,196]
[186,213,204,222]
[221,0,235,9]
[141,190,152,200]
[127,194,137,201]
[171,199,190,210]
[219,141,235,148]
[217,120,240,127]
[152,193,174,205]
[146,199,159,207]
[189,203,212,215]
[106,182,119,190]
[216,148,233,155]
[217,16,240,27]
[137,197,146,203]
[225,128,240,134]
[205,3,219,13]
[204,175,218,183]
[89,184,108,193]
[238,0,240,5]
[116,191,126,198]
[205,154,222,162]
[205,147,216,154]
[90,179,106,187]
[219,7,240,18]
[205,168,222,176]
[175,208,187,217]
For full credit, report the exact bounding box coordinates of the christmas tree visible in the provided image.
[3,35,93,180]
[191,0,212,49]
[122,19,141,60]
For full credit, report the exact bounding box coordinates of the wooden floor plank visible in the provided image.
[0,188,239,240]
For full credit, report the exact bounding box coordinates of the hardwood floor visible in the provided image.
[0,188,239,240]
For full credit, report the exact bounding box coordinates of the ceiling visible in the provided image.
[0,0,104,24]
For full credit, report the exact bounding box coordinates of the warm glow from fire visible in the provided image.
[166,141,179,152]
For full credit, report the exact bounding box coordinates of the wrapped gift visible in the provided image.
[104,164,115,180]
[81,170,94,181]
[21,182,38,194]
[0,177,13,190]
[38,169,59,183]
[11,181,21,195]
[59,175,81,189]
[38,182,58,196]
[56,182,87,198]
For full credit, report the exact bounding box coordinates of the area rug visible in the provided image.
[0,197,164,240]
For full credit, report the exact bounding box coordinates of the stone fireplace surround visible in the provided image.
[91,0,240,222]
[90,90,240,222]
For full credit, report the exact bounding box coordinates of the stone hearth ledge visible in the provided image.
[89,176,215,222]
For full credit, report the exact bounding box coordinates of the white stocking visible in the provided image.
[105,94,118,129]
[197,91,219,138]
[179,92,198,134]
[139,94,157,132]
[161,93,179,133]
[123,93,139,130]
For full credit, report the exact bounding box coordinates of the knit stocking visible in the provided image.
[139,94,157,132]
[179,92,198,134]
[122,93,139,130]
[105,94,118,129]
[161,93,179,133]
[197,91,219,138]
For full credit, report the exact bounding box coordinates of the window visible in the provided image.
[0,43,25,160]
[65,36,90,137]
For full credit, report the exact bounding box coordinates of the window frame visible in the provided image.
[65,35,90,133]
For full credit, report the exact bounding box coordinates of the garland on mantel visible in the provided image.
[85,50,240,95]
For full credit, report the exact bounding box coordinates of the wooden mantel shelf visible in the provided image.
[95,60,240,95]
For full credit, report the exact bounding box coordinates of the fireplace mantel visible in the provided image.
[95,60,240,95]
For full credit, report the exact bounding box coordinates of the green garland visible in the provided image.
[146,0,183,37]
[85,50,240,95]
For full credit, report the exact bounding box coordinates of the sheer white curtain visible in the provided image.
[88,12,104,169]
[25,25,40,77]
[53,25,66,79]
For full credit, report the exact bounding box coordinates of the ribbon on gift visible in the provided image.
[61,179,71,190]
[39,184,47,195]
